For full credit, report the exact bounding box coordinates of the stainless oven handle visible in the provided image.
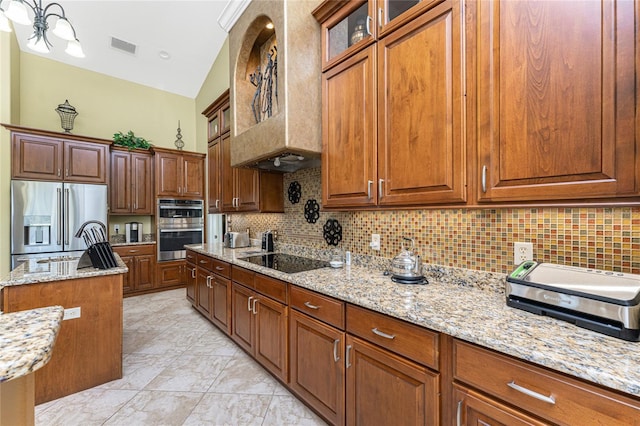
[64,188,70,245]
[159,205,203,210]
[159,228,204,233]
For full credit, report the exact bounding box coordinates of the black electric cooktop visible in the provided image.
[240,253,329,274]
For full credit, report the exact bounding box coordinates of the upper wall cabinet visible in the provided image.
[474,0,638,203]
[8,126,109,184]
[316,0,467,209]
[154,147,205,199]
[110,146,154,215]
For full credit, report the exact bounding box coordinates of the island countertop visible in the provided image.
[0,255,128,290]
[0,306,64,383]
[185,243,640,398]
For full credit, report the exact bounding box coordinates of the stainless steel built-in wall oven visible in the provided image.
[157,199,204,261]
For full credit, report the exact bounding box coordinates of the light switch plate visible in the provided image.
[370,234,381,251]
[63,307,81,320]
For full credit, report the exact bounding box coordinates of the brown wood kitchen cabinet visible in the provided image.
[109,147,153,215]
[231,266,289,381]
[346,304,440,425]
[473,0,638,203]
[9,126,109,184]
[193,253,232,334]
[203,91,283,213]
[315,0,466,209]
[452,339,640,426]
[154,147,205,199]
[185,251,196,304]
[155,260,185,290]
[113,244,155,296]
[289,286,346,426]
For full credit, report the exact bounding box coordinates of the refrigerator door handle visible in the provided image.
[57,188,63,245]
[64,188,70,245]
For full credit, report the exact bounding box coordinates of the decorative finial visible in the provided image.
[174,120,184,150]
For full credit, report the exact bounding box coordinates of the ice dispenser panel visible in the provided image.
[24,215,51,246]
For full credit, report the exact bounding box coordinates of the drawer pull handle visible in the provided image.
[372,327,396,340]
[199,260,208,264]
[247,296,253,312]
[304,301,320,310]
[128,250,139,253]
[215,266,225,271]
[346,344,352,368]
[507,381,556,405]
[333,339,340,362]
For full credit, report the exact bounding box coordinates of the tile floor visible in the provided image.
[35,288,328,426]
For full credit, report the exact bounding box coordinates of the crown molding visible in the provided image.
[218,0,252,32]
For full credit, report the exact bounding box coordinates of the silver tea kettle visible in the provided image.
[391,237,424,281]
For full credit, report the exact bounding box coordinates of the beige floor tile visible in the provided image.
[103,390,203,426]
[98,353,177,391]
[182,393,272,426]
[209,356,279,395]
[35,388,137,426]
[145,354,231,392]
[263,394,328,426]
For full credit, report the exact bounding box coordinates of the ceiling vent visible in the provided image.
[110,37,137,55]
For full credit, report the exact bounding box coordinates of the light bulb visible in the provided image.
[274,157,281,167]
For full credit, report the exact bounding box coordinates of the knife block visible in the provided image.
[78,242,118,269]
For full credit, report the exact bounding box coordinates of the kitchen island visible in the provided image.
[0,306,63,425]
[0,256,127,404]
[185,243,640,424]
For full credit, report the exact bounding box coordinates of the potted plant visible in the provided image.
[113,130,152,150]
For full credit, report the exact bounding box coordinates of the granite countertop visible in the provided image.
[185,243,640,398]
[0,306,64,382]
[0,255,128,289]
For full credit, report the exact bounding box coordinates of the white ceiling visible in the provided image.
[8,0,233,98]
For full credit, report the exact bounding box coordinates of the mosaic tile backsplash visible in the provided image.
[229,168,640,275]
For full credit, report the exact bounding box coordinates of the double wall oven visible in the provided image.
[157,199,204,261]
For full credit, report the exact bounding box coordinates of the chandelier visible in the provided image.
[0,0,85,58]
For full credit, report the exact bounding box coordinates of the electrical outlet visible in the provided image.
[370,234,381,251]
[63,307,81,320]
[114,224,120,234]
[514,242,533,265]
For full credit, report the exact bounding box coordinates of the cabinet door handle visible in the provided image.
[65,168,68,177]
[482,165,487,193]
[57,168,61,177]
[252,298,258,315]
[365,16,372,36]
[247,296,253,312]
[372,327,395,340]
[333,339,340,362]
[456,400,462,426]
[191,268,196,278]
[345,344,352,368]
[367,180,373,199]
[378,179,384,199]
[304,301,319,310]
[215,199,219,209]
[507,381,556,404]
[378,7,383,28]
[207,276,213,288]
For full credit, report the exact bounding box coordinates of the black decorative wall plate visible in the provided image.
[288,181,301,204]
[304,199,320,223]
[323,219,342,246]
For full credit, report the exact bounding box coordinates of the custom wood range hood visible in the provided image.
[227,0,322,172]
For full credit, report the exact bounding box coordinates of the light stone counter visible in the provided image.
[0,306,64,382]
[185,243,640,398]
[0,256,128,290]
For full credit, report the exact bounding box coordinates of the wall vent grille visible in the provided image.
[110,37,137,55]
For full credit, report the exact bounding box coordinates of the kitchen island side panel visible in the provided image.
[1,274,123,404]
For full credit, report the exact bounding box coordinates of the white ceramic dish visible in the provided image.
[330,260,344,268]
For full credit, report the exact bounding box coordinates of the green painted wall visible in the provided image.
[19,54,198,150]
[1,30,21,276]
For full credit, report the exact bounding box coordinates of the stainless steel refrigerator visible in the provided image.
[11,180,108,267]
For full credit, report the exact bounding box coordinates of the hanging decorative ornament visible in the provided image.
[174,120,184,150]
[55,100,78,133]
[288,181,302,204]
[304,199,320,223]
[323,219,343,246]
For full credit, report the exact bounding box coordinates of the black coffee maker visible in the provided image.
[262,230,274,252]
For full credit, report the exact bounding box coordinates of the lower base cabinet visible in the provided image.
[185,261,196,303]
[346,335,440,426]
[231,275,288,382]
[289,309,346,425]
[155,260,185,289]
[454,385,547,426]
[113,244,155,296]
